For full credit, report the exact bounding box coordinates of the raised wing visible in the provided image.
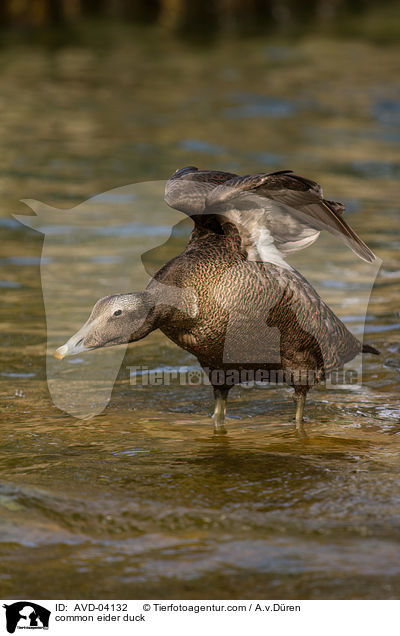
[207,170,376,263]
[164,166,237,234]
[165,166,376,264]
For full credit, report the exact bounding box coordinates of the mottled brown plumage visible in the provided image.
[55,166,379,433]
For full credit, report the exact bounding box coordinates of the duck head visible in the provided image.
[54,292,154,359]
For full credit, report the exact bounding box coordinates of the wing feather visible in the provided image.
[207,171,376,263]
[165,167,376,264]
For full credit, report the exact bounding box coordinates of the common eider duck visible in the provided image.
[55,167,379,433]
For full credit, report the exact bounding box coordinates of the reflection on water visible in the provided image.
[0,33,399,599]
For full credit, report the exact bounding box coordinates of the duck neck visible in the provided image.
[144,280,198,331]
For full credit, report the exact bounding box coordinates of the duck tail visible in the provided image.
[362,343,380,355]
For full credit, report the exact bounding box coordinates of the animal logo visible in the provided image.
[3,602,50,634]
[14,179,381,419]
[186,369,204,385]
[14,181,186,419]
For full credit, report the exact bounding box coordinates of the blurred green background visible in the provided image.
[1,0,399,42]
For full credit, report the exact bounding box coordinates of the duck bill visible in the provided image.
[54,318,98,360]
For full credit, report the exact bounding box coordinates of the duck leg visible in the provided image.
[293,388,307,434]
[212,387,229,434]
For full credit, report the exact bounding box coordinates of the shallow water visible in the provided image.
[0,32,399,599]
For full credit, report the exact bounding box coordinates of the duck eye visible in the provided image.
[113,309,122,316]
